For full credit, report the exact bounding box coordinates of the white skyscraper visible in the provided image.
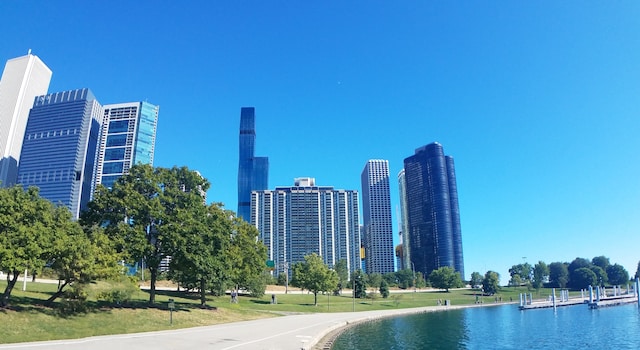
[0,52,52,187]
[361,159,395,274]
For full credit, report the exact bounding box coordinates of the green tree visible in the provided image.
[589,266,607,287]
[509,263,532,283]
[415,272,427,288]
[429,266,463,292]
[46,213,120,305]
[0,186,57,307]
[367,273,382,293]
[532,261,549,290]
[379,279,390,298]
[227,217,268,297]
[333,259,349,295]
[291,253,338,306]
[82,164,210,305]
[351,269,367,298]
[169,203,230,306]
[482,271,500,295]
[549,262,569,288]
[396,269,414,289]
[572,267,597,289]
[606,264,629,286]
[591,256,610,271]
[509,274,522,287]
[470,272,483,289]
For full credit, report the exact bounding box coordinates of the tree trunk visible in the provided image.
[45,280,70,306]
[199,278,206,307]
[149,267,157,305]
[1,270,19,308]
[314,291,318,306]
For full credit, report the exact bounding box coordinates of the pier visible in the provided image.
[519,280,640,311]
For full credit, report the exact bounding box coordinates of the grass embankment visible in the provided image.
[0,280,562,344]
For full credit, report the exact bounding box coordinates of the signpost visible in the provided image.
[168,298,175,325]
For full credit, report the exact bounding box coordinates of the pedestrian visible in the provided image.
[271,294,276,304]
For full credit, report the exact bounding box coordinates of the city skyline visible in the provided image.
[237,107,268,221]
[2,2,639,282]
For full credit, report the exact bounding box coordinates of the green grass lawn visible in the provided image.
[0,280,563,344]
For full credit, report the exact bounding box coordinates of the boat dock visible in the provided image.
[519,280,640,311]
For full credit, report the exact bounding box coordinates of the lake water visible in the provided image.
[332,303,640,349]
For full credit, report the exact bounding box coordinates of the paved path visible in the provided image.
[0,304,492,350]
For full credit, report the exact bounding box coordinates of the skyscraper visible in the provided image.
[403,142,464,278]
[361,160,395,274]
[17,89,103,219]
[94,101,159,190]
[251,177,361,276]
[237,107,268,221]
[0,52,52,187]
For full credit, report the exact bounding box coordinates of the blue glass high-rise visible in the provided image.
[237,107,268,220]
[17,88,102,219]
[403,142,464,278]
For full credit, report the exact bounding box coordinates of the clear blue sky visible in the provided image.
[2,1,639,283]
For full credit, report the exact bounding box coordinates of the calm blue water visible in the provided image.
[332,304,640,349]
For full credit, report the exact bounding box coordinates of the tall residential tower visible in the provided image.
[0,52,52,187]
[403,142,464,278]
[17,89,103,219]
[361,160,395,274]
[94,102,159,190]
[251,177,361,276]
[237,107,268,221]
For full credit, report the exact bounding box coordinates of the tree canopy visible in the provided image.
[482,271,500,295]
[428,266,463,292]
[291,253,338,306]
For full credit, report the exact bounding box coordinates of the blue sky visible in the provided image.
[2,1,639,283]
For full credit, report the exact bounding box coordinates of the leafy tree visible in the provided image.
[379,279,390,298]
[383,272,398,287]
[291,253,338,305]
[509,274,522,287]
[591,256,610,271]
[351,269,367,298]
[226,216,268,297]
[568,257,591,276]
[509,263,532,283]
[429,266,463,292]
[333,259,349,295]
[606,264,629,286]
[482,271,500,295]
[169,203,230,306]
[367,273,383,293]
[415,271,427,288]
[46,215,120,305]
[635,261,640,280]
[549,262,569,288]
[396,269,414,289]
[470,272,483,289]
[589,266,607,287]
[571,267,597,289]
[0,186,57,307]
[532,261,549,290]
[82,164,210,305]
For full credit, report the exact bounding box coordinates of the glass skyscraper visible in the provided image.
[361,160,395,274]
[251,177,361,277]
[94,101,159,190]
[237,107,268,220]
[17,89,103,219]
[403,142,464,278]
[0,52,52,187]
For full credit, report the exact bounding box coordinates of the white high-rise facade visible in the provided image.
[251,177,361,277]
[0,52,52,187]
[361,160,395,274]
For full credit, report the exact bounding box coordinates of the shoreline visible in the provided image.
[309,302,513,350]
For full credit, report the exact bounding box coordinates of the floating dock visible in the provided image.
[519,282,640,311]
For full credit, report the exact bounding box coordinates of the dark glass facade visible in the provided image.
[237,107,268,220]
[403,142,464,278]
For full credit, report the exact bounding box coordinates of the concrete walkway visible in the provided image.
[0,304,491,350]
